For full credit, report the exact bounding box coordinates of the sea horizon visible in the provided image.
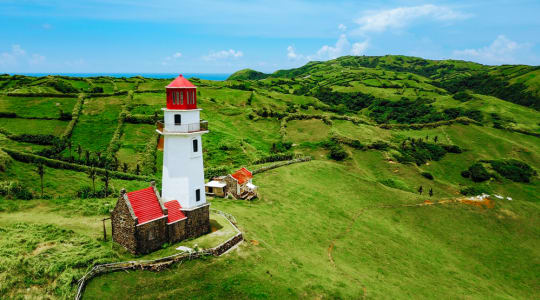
[8,73,231,81]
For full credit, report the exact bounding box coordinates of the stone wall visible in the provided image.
[223,174,238,197]
[167,219,187,244]
[182,204,210,239]
[111,195,137,254]
[135,217,168,254]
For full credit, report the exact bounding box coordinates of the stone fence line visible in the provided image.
[75,209,243,300]
[252,156,312,175]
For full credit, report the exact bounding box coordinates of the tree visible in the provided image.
[36,163,45,198]
[135,164,140,175]
[96,151,102,164]
[88,166,97,196]
[77,144,82,160]
[418,185,423,195]
[425,135,429,141]
[67,139,72,159]
[122,162,128,173]
[113,156,119,170]
[429,188,433,197]
[101,168,110,197]
[433,135,438,143]
[85,150,90,164]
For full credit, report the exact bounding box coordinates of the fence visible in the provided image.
[156,120,209,133]
[74,209,243,300]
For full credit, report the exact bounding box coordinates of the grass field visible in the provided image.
[0,95,77,118]
[0,56,538,299]
[0,118,68,136]
[85,160,540,299]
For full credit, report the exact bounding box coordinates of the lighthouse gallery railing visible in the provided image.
[156,120,208,133]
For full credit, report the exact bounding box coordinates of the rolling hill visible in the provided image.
[0,55,539,299]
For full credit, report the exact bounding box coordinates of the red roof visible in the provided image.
[164,200,186,223]
[126,187,165,224]
[231,167,253,185]
[166,74,196,88]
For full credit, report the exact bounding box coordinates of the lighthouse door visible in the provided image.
[174,114,181,125]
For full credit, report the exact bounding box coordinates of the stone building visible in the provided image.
[112,75,211,254]
[111,181,210,254]
[205,167,258,200]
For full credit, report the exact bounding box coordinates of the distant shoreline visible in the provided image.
[7,73,231,81]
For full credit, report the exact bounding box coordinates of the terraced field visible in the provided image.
[0,55,538,299]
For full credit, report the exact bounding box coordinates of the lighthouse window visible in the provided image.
[192,138,198,152]
[195,189,201,201]
[171,92,175,104]
[174,114,181,125]
[188,91,191,104]
[180,91,183,104]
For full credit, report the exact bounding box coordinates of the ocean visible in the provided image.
[11,73,231,81]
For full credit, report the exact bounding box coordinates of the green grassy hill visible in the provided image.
[0,55,539,299]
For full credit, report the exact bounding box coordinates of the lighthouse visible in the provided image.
[157,75,209,209]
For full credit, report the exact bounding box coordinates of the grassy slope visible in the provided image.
[85,160,539,299]
[0,57,538,299]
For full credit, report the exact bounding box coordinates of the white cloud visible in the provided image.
[354,4,470,34]
[203,49,243,61]
[311,34,350,60]
[42,23,52,30]
[162,52,183,65]
[29,54,46,65]
[0,45,45,67]
[12,45,26,56]
[288,34,368,62]
[351,41,369,55]
[287,46,302,60]
[338,23,347,31]
[453,35,532,65]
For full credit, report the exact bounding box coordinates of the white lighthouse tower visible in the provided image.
[157,75,208,209]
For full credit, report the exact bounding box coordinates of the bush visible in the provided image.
[421,172,434,180]
[0,112,17,118]
[453,91,471,102]
[441,144,463,153]
[205,166,228,179]
[461,170,471,178]
[0,180,32,199]
[9,134,60,145]
[328,143,348,161]
[460,186,490,196]
[0,149,12,172]
[468,163,491,182]
[489,159,537,183]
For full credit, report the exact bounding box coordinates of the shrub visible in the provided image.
[489,159,537,183]
[441,144,463,153]
[205,166,228,179]
[328,143,348,161]
[0,112,17,118]
[0,149,12,172]
[421,172,434,180]
[460,186,490,196]
[461,170,471,178]
[453,91,471,102]
[0,180,32,199]
[468,163,491,182]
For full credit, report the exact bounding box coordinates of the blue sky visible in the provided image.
[1,0,539,73]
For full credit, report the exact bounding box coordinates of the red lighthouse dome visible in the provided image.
[165,74,197,110]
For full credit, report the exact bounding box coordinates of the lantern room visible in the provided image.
[166,75,197,110]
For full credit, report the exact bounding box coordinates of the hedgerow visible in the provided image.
[139,131,160,175]
[0,149,13,172]
[2,148,151,181]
